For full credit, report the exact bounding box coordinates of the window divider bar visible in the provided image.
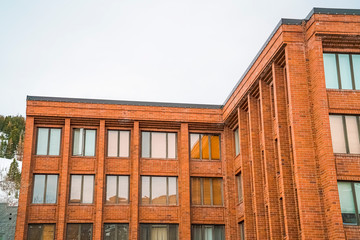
[349,54,356,90]
[336,54,343,89]
[342,116,350,154]
[46,128,51,155]
[209,134,212,160]
[117,130,120,157]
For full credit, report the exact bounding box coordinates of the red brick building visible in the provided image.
[15,8,360,240]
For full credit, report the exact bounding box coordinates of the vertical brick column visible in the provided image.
[285,44,326,239]
[130,121,140,240]
[179,123,191,239]
[94,120,105,239]
[56,118,71,239]
[259,80,281,239]
[15,116,34,240]
[248,95,267,239]
[238,108,256,239]
[272,62,299,239]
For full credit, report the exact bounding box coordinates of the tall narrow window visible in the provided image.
[190,134,220,160]
[104,224,129,240]
[140,224,178,240]
[234,128,240,156]
[107,130,130,157]
[239,222,245,240]
[106,175,129,204]
[32,174,58,204]
[338,181,360,225]
[66,224,93,240]
[28,224,55,240]
[236,173,243,202]
[73,128,96,156]
[70,175,94,204]
[141,132,177,159]
[36,128,61,155]
[141,176,177,205]
[191,177,223,206]
[192,225,225,240]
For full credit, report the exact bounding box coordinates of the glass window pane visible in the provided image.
[204,226,213,240]
[118,176,129,204]
[210,135,220,160]
[140,224,150,240]
[212,178,223,206]
[32,175,45,203]
[239,222,245,240]
[36,128,49,155]
[48,129,61,155]
[151,177,167,204]
[42,224,55,240]
[203,178,211,205]
[80,224,93,240]
[167,133,176,159]
[82,175,94,203]
[345,116,360,154]
[338,182,357,224]
[141,176,150,204]
[192,225,202,240]
[352,55,360,90]
[190,134,200,159]
[104,224,116,240]
[339,54,353,89]
[108,131,118,157]
[142,132,150,158]
[66,224,80,240]
[152,226,167,240]
[119,131,130,157]
[169,225,178,240]
[117,224,129,240]
[28,225,43,240]
[84,130,96,156]
[73,129,83,156]
[70,175,82,203]
[106,176,117,204]
[354,183,360,219]
[45,175,58,204]
[323,53,339,89]
[214,226,225,240]
[151,133,166,158]
[237,174,243,202]
[168,177,177,205]
[191,178,201,205]
[234,128,240,156]
[201,135,210,159]
[329,115,347,153]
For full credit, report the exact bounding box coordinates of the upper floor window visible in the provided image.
[329,115,360,154]
[36,128,61,155]
[28,224,55,240]
[192,225,225,240]
[191,177,223,206]
[140,224,178,240]
[337,181,360,225]
[104,224,129,240]
[73,128,96,156]
[141,176,177,205]
[190,133,220,160]
[66,224,92,240]
[106,175,129,204]
[323,53,360,90]
[107,130,130,157]
[32,174,58,204]
[236,173,243,203]
[70,175,94,204]
[234,128,240,156]
[141,132,177,159]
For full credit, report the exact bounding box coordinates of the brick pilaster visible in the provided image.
[130,121,140,240]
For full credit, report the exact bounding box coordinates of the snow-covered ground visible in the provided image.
[0,157,22,205]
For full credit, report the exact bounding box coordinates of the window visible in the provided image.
[32,175,58,204]
[141,176,177,205]
[36,128,61,155]
[28,224,55,240]
[66,224,93,240]
[107,130,130,157]
[329,115,360,154]
[104,224,129,240]
[239,222,245,240]
[106,175,129,204]
[236,173,243,202]
[70,175,94,204]
[323,53,360,90]
[190,134,220,160]
[140,224,178,240]
[234,128,240,156]
[73,128,96,156]
[142,132,177,159]
[191,225,225,240]
[191,177,223,206]
[338,181,360,225]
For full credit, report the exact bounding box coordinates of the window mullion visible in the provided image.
[150,177,152,204]
[149,132,152,158]
[199,134,202,160]
[200,178,203,205]
[43,175,47,203]
[336,54,343,89]
[82,130,86,156]
[81,175,84,203]
[349,54,356,90]
[342,116,350,154]
[118,131,120,157]
[210,178,213,205]
[166,177,169,205]
[351,183,360,225]
[47,128,51,155]
[116,176,119,204]
[209,135,212,160]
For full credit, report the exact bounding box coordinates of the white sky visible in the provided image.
[0,0,359,116]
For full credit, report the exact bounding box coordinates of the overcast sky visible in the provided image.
[0,0,359,116]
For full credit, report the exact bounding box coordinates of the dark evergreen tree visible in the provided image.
[7,159,21,190]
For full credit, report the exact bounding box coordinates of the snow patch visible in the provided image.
[0,157,22,205]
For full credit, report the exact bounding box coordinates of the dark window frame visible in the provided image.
[27,224,56,240]
[239,221,245,240]
[234,128,240,156]
[191,177,223,206]
[236,173,243,203]
[140,224,178,240]
[189,133,221,160]
[105,175,130,204]
[72,128,97,157]
[107,130,131,158]
[35,127,62,156]
[69,174,95,204]
[140,176,178,205]
[191,224,225,240]
[103,223,129,240]
[32,174,59,204]
[141,131,178,159]
[66,223,93,240]
[338,181,360,225]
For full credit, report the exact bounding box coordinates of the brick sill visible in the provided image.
[140,158,178,161]
[191,205,224,208]
[190,159,222,162]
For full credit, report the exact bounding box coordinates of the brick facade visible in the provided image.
[15,8,360,239]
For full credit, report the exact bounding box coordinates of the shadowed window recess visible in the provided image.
[66,224,93,240]
[191,225,225,240]
[28,224,55,240]
[140,224,178,240]
[104,224,129,240]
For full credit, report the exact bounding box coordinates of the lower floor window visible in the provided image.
[338,181,360,225]
[239,222,245,240]
[140,224,178,240]
[104,224,129,240]
[66,224,93,240]
[28,224,55,240]
[191,225,225,240]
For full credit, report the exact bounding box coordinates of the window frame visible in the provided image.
[139,224,178,240]
[69,175,95,204]
[191,224,225,240]
[27,224,56,240]
[106,129,131,158]
[72,128,97,157]
[140,176,178,205]
[189,133,221,160]
[236,173,243,203]
[66,223,93,240]
[239,221,245,240]
[234,128,240,156]
[105,175,130,204]
[191,177,223,206]
[32,174,59,204]
[338,181,360,225]
[141,131,178,159]
[103,223,129,240]
[35,127,62,156]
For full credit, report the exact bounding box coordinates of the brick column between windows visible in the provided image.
[130,121,140,240]
[15,117,34,240]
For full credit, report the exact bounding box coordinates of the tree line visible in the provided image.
[0,115,25,160]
